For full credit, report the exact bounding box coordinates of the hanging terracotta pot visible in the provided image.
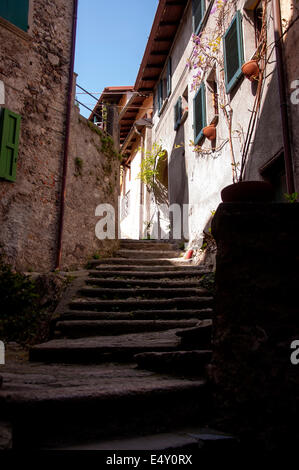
[241,60,260,81]
[203,124,216,141]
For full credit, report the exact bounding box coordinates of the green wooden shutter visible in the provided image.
[0,0,29,32]
[223,11,244,93]
[158,80,163,114]
[192,0,205,35]
[174,97,182,130]
[193,83,206,144]
[0,108,21,182]
[167,58,172,97]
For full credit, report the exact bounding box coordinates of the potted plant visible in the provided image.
[241,60,260,81]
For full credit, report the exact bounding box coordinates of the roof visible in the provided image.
[134,0,189,92]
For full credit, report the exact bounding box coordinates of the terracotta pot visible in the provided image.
[221,181,275,203]
[241,60,260,81]
[203,124,216,141]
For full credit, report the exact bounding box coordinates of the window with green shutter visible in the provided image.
[193,83,206,145]
[0,0,29,32]
[223,11,244,93]
[0,108,21,182]
[174,97,182,131]
[167,58,172,97]
[192,0,205,35]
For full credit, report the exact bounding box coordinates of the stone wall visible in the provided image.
[0,0,74,271]
[0,1,120,271]
[61,102,120,270]
[210,203,299,452]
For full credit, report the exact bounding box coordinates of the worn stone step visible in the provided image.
[89,265,208,279]
[29,330,184,363]
[120,241,178,251]
[134,350,212,375]
[77,287,209,300]
[0,369,209,449]
[85,278,201,288]
[115,249,181,259]
[90,258,192,267]
[69,296,213,312]
[55,319,199,338]
[61,308,213,321]
[89,268,207,279]
[176,319,213,348]
[51,426,238,452]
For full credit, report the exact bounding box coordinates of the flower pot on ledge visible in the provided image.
[241,60,260,81]
[221,181,275,203]
[203,124,216,141]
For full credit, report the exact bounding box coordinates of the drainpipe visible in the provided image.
[55,0,78,269]
[134,125,145,239]
[273,0,295,194]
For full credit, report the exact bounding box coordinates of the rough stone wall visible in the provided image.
[211,203,299,452]
[61,102,120,270]
[0,0,74,271]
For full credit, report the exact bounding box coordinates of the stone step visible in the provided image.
[50,426,238,452]
[115,250,182,259]
[176,319,213,348]
[120,241,178,251]
[86,278,201,288]
[61,308,213,321]
[77,287,208,300]
[89,268,207,278]
[134,350,212,375]
[0,369,209,449]
[29,330,183,363]
[69,296,213,312]
[55,319,199,338]
[90,258,192,267]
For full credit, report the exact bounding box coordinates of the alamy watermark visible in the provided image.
[290,80,299,105]
[95,202,192,240]
[0,341,5,365]
[290,340,299,365]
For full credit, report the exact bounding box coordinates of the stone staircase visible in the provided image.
[0,240,237,450]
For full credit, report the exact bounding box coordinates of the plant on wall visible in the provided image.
[137,142,166,190]
[187,0,269,183]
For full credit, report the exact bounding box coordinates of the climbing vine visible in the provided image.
[137,142,166,190]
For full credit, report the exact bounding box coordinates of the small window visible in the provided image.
[254,1,263,46]
[192,0,206,35]
[193,83,206,145]
[174,97,182,130]
[260,152,287,202]
[223,11,244,93]
[167,58,172,97]
[157,80,163,114]
[0,108,21,182]
[0,0,29,32]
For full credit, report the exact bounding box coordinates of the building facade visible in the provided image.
[119,0,299,248]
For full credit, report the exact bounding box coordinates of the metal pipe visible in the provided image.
[55,0,78,269]
[273,0,295,194]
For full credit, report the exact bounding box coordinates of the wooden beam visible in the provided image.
[160,20,180,26]
[150,50,168,56]
[145,64,163,69]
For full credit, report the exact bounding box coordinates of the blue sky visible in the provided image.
[74,0,159,117]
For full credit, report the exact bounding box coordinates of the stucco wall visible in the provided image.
[150,0,287,247]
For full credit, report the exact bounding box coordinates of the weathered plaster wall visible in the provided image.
[0,0,74,271]
[281,0,299,191]
[61,106,120,270]
[150,0,286,247]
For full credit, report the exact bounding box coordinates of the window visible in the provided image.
[260,152,286,202]
[192,0,205,35]
[167,58,172,97]
[206,68,219,122]
[223,11,244,93]
[193,83,206,144]
[0,108,21,182]
[0,0,29,32]
[157,80,163,114]
[174,97,182,130]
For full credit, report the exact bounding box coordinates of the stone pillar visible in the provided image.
[210,203,299,450]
